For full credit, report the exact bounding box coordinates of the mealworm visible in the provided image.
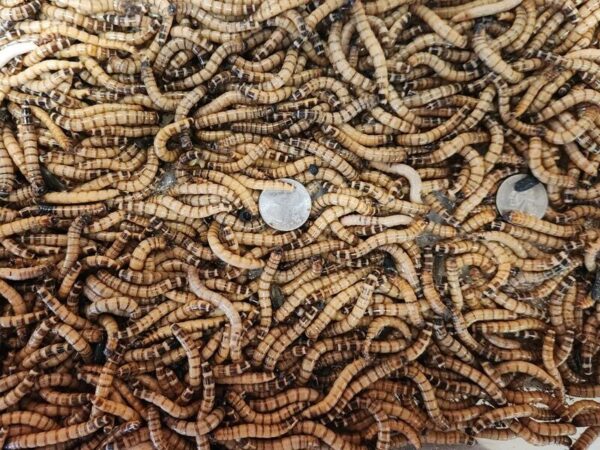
[0,1,597,447]
[171,324,202,388]
[4,415,111,449]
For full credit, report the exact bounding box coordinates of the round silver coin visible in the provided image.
[259,178,311,231]
[496,174,548,218]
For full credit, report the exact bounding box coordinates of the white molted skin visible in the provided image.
[340,214,413,227]
[0,41,38,70]
[451,0,523,22]
[584,238,600,272]
[370,162,423,204]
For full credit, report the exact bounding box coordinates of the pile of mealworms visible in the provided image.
[4,0,600,449]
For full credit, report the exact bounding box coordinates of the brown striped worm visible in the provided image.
[0,1,596,448]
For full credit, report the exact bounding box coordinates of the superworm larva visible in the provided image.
[0,1,597,448]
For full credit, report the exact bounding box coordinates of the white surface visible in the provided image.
[422,439,566,449]
[259,178,311,231]
[496,173,548,218]
[0,41,37,69]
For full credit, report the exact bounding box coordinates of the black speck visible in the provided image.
[94,339,107,364]
[383,253,396,271]
[592,271,600,302]
[239,209,252,221]
[514,175,540,192]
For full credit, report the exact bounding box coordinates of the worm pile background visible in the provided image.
[2,0,600,449]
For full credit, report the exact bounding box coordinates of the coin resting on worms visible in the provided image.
[1,0,600,449]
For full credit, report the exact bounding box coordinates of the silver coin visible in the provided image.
[259,178,311,231]
[496,174,548,218]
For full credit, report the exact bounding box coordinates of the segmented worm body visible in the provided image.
[0,0,598,448]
